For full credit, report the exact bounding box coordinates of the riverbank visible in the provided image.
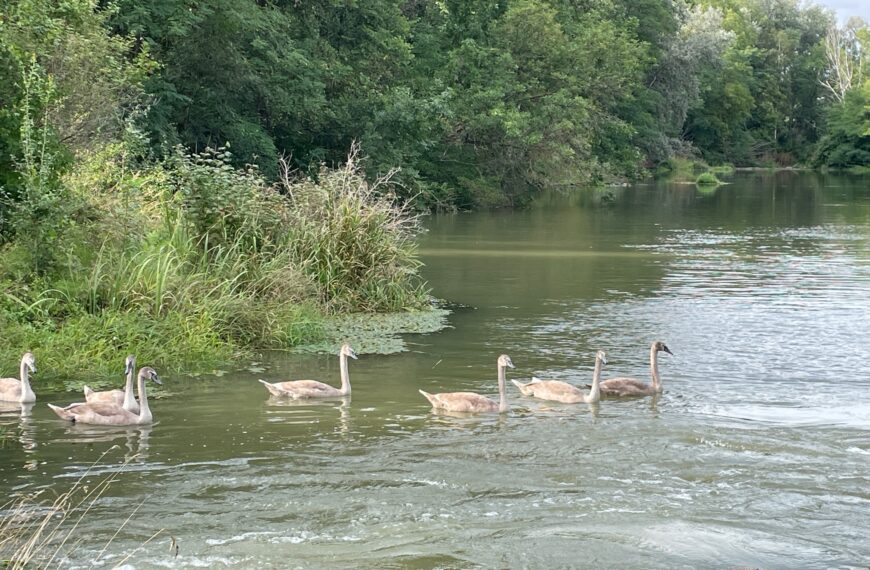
[0,142,436,391]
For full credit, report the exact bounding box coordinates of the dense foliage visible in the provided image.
[3,1,869,214]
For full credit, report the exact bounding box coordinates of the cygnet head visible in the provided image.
[138,367,162,385]
[596,350,608,365]
[22,352,36,374]
[654,341,673,356]
[340,344,358,360]
[124,355,136,376]
[498,354,515,369]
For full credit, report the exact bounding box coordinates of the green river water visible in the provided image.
[1,171,869,568]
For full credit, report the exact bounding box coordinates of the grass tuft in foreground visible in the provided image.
[0,451,162,568]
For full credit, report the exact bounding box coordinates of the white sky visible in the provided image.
[815,0,870,23]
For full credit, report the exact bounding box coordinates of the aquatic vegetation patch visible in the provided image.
[294,308,451,355]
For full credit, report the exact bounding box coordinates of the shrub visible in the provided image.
[163,145,290,253]
[3,60,78,276]
[695,171,721,186]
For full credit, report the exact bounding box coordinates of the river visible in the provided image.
[1,171,868,568]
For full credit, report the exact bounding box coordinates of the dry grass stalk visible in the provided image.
[0,448,163,568]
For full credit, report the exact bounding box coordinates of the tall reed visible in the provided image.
[282,142,429,312]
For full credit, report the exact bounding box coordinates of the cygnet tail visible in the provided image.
[83,385,95,398]
[418,390,437,407]
[258,379,284,397]
[511,379,533,396]
[47,403,74,422]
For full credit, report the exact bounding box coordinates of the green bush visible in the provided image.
[164,146,289,253]
[695,171,721,186]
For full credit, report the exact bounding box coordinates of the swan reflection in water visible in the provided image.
[531,400,602,419]
[56,423,153,462]
[0,402,37,454]
[425,408,510,433]
[265,396,351,435]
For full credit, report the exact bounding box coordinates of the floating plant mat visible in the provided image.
[292,308,452,354]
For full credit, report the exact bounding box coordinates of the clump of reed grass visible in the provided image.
[282,142,429,313]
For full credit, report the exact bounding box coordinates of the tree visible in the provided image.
[0,0,150,238]
[814,79,870,167]
[820,17,868,103]
[643,2,733,163]
[687,0,834,165]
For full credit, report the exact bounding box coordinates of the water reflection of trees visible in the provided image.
[423,173,869,314]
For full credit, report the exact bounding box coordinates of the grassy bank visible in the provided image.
[0,137,431,389]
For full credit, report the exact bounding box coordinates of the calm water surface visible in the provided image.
[2,172,869,568]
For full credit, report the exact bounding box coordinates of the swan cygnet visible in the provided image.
[83,355,139,413]
[48,367,161,426]
[0,352,37,403]
[513,350,606,404]
[259,344,357,398]
[419,354,514,413]
[598,341,673,397]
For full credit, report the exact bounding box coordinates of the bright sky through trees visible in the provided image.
[818,0,870,22]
